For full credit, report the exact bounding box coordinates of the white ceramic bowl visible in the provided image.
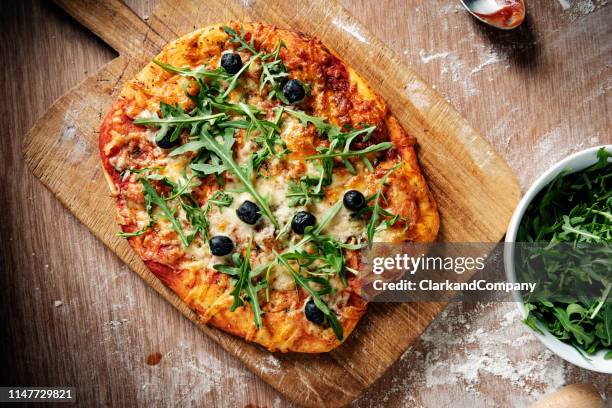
[504,145,612,374]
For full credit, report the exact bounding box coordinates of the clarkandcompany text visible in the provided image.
[372,279,537,293]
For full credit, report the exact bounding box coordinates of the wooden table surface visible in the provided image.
[1,0,610,407]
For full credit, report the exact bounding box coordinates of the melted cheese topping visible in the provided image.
[125,105,376,314]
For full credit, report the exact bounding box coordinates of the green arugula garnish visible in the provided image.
[308,141,394,166]
[285,201,364,283]
[284,109,393,182]
[518,147,611,355]
[155,51,258,103]
[272,201,365,341]
[117,227,150,238]
[284,108,332,133]
[274,250,343,340]
[120,167,232,243]
[197,126,280,229]
[207,190,233,208]
[190,154,228,176]
[220,53,261,99]
[140,178,190,247]
[239,103,288,163]
[286,176,325,207]
[259,41,289,102]
[354,163,403,247]
[133,102,225,143]
[164,171,201,201]
[316,125,392,177]
[153,59,229,81]
[222,25,294,105]
[223,26,258,54]
[214,238,267,328]
[181,190,233,241]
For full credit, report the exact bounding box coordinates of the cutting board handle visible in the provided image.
[54,0,165,57]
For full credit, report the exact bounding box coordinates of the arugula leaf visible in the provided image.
[274,250,343,341]
[169,140,206,156]
[140,178,189,247]
[153,59,229,81]
[165,172,201,201]
[284,110,391,181]
[355,162,403,247]
[208,190,233,208]
[239,103,287,160]
[198,127,280,229]
[290,200,344,250]
[134,110,225,127]
[181,190,233,241]
[284,108,334,134]
[154,55,260,104]
[190,155,228,175]
[259,41,290,102]
[179,198,208,241]
[117,228,150,238]
[219,52,261,99]
[223,26,258,54]
[307,141,394,163]
[314,126,391,177]
[286,177,324,207]
[134,103,225,143]
[552,306,594,346]
[214,239,266,329]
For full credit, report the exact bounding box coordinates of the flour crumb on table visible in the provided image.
[562,0,608,20]
[331,16,369,44]
[353,302,568,407]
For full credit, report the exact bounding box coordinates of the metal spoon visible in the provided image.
[460,0,526,30]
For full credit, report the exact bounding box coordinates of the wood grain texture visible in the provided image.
[3,0,610,407]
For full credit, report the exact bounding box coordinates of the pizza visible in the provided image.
[99,22,439,353]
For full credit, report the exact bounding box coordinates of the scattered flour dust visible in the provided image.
[418,50,479,97]
[573,0,596,14]
[557,0,571,9]
[561,0,608,19]
[418,50,449,64]
[470,49,505,75]
[417,46,509,98]
[331,16,369,44]
[136,341,256,406]
[506,127,601,189]
[59,101,96,163]
[404,80,433,110]
[352,302,567,408]
[258,354,281,375]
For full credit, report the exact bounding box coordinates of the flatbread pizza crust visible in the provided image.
[99,22,439,353]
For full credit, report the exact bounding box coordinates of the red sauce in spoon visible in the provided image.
[475,0,526,29]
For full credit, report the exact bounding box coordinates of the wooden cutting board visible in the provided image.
[23,0,521,406]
